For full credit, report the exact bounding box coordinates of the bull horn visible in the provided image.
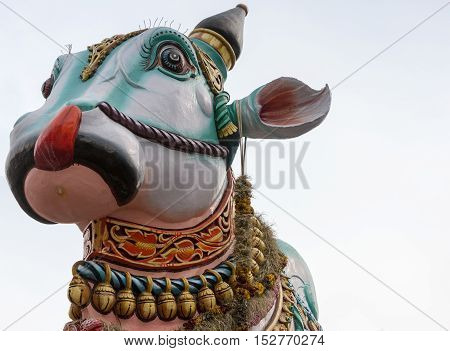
[190,4,248,72]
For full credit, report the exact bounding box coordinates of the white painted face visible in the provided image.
[8,27,229,228]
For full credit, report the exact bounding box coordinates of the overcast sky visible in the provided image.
[0,0,449,331]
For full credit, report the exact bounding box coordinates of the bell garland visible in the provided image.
[67,260,237,322]
[66,175,289,330]
[232,175,269,298]
[182,175,288,330]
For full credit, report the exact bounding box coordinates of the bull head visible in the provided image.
[5,5,330,229]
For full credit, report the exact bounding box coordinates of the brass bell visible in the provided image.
[250,258,260,274]
[250,226,263,238]
[207,270,233,306]
[251,236,266,252]
[250,216,261,229]
[273,324,289,331]
[91,263,116,314]
[298,305,309,326]
[281,278,294,292]
[236,263,254,285]
[308,319,319,331]
[136,276,157,322]
[224,261,237,287]
[114,271,136,319]
[197,275,216,313]
[177,278,196,320]
[283,291,296,304]
[67,261,91,307]
[251,247,265,265]
[68,303,82,321]
[157,278,177,321]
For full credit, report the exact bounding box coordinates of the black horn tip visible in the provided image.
[236,4,248,16]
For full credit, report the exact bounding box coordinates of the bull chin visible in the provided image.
[24,164,120,224]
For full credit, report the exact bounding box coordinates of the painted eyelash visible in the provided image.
[139,42,155,70]
[139,27,199,68]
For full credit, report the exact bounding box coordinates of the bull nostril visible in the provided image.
[41,75,54,99]
[65,98,98,112]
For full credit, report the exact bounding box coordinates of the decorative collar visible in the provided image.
[83,171,234,271]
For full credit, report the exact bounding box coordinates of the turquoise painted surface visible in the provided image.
[13,27,221,145]
[277,239,319,320]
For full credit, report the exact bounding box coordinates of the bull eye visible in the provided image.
[160,46,189,74]
[41,76,54,99]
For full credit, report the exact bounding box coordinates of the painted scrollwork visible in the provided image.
[84,176,234,271]
[193,43,224,95]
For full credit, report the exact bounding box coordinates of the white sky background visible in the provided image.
[0,0,449,331]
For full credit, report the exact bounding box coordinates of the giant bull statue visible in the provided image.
[6,4,331,331]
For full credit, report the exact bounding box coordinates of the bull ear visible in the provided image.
[234,77,331,139]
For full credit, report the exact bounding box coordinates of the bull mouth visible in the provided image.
[97,102,228,159]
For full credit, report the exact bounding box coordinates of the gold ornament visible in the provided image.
[250,216,262,229]
[189,28,236,70]
[251,226,263,238]
[177,278,196,320]
[297,303,309,327]
[236,264,254,285]
[250,258,260,274]
[273,324,289,331]
[279,303,293,327]
[68,304,82,321]
[114,271,136,319]
[157,278,177,321]
[193,43,224,95]
[197,275,216,313]
[136,276,157,322]
[81,30,145,81]
[251,247,265,265]
[91,263,116,314]
[251,236,266,252]
[217,121,238,138]
[67,261,91,307]
[224,261,237,287]
[207,269,233,306]
[308,320,319,331]
[283,290,295,303]
[283,303,294,315]
[281,279,294,293]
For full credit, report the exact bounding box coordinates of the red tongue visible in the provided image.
[34,105,82,171]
